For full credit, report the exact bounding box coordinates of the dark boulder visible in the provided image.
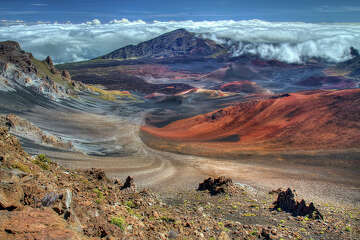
[120,176,136,190]
[197,176,234,195]
[85,168,107,181]
[273,188,323,219]
[41,192,63,207]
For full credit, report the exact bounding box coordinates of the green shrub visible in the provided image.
[345,225,352,232]
[111,217,126,231]
[160,216,175,223]
[93,188,104,204]
[38,154,51,163]
[243,213,256,217]
[125,200,136,208]
[33,154,51,170]
[11,161,30,173]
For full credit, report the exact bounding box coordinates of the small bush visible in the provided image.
[125,200,136,208]
[11,161,30,173]
[250,230,258,236]
[345,225,352,232]
[111,217,126,231]
[243,213,256,217]
[33,154,51,170]
[160,216,175,223]
[93,188,104,204]
[37,154,51,163]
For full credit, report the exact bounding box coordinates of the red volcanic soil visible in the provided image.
[141,89,360,152]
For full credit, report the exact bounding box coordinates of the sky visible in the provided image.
[1,0,360,23]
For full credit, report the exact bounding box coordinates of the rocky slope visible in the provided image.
[141,89,360,153]
[0,125,358,240]
[0,40,139,104]
[99,29,227,61]
[0,114,73,150]
[0,40,87,100]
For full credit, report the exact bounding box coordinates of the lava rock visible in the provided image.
[121,176,136,190]
[0,169,24,210]
[197,176,234,195]
[85,168,106,181]
[273,188,323,219]
[41,192,63,207]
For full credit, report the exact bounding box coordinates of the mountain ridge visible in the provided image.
[98,28,228,61]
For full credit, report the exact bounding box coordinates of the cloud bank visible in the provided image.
[0,19,359,64]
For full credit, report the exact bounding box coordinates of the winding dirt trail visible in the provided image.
[21,105,360,209]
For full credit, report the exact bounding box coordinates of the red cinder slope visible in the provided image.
[141,89,360,151]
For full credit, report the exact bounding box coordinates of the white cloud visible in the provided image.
[0,19,359,64]
[86,18,101,25]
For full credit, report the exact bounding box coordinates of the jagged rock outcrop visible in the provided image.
[197,176,237,195]
[61,69,71,80]
[0,114,73,150]
[273,188,323,219]
[0,41,86,100]
[45,56,57,74]
[120,176,136,191]
[100,28,227,60]
[0,41,37,74]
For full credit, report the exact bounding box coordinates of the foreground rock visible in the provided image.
[0,127,358,239]
[273,188,323,219]
[120,176,136,191]
[197,176,238,195]
[0,207,84,240]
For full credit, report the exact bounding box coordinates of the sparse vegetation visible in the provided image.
[125,200,136,208]
[250,230,258,236]
[11,161,30,173]
[344,225,352,232]
[32,154,51,170]
[87,85,135,101]
[160,216,175,223]
[242,213,256,217]
[93,188,105,204]
[111,217,126,231]
[31,58,71,87]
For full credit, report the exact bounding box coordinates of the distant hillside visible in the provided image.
[98,28,228,60]
[142,89,360,154]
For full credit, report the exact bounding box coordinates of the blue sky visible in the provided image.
[1,0,360,23]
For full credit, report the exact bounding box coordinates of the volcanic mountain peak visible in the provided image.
[99,28,227,60]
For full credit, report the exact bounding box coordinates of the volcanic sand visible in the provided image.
[19,105,360,210]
